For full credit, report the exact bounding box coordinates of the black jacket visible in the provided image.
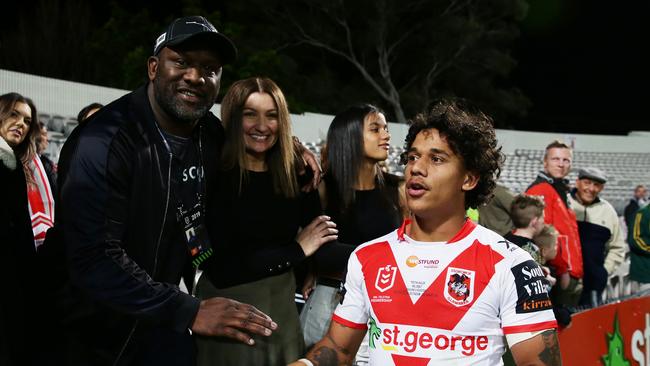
[0,140,38,365]
[59,85,224,365]
[624,198,642,237]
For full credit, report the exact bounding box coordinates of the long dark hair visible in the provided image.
[324,103,386,214]
[0,92,40,184]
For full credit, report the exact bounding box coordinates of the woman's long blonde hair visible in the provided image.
[220,77,299,197]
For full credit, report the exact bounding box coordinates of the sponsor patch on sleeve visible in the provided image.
[510,260,553,313]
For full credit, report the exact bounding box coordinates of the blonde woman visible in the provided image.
[196,77,337,365]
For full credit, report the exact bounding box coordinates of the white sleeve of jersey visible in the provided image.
[499,250,557,344]
[332,251,370,329]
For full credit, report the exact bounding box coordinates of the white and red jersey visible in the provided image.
[333,219,557,366]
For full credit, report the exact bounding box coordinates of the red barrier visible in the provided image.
[558,296,650,365]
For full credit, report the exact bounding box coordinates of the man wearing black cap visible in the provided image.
[58,16,319,366]
[568,167,625,306]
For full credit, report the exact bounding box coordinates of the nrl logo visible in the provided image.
[375,265,397,292]
[444,267,475,306]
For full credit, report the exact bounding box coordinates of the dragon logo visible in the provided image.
[444,267,475,306]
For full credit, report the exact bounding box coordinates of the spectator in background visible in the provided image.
[527,140,583,306]
[299,104,405,364]
[504,194,548,267]
[0,92,56,365]
[194,77,337,365]
[624,184,647,237]
[53,102,105,201]
[478,184,515,236]
[629,204,650,293]
[568,167,625,306]
[534,224,560,287]
[533,224,572,328]
[35,121,57,193]
[76,102,103,124]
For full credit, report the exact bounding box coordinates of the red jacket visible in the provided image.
[527,178,583,279]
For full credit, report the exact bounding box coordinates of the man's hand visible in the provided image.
[292,136,322,191]
[191,297,277,346]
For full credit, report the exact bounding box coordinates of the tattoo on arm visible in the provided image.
[538,330,562,365]
[309,332,355,366]
[325,333,353,356]
[310,346,338,366]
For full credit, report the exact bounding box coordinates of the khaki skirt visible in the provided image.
[195,271,304,366]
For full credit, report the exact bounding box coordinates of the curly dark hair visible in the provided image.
[400,98,505,209]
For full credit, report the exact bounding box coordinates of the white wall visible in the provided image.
[1,69,129,118]
[3,68,650,152]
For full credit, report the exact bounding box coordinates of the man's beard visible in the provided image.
[153,79,212,124]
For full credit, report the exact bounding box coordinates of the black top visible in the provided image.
[504,232,543,264]
[624,198,641,236]
[40,154,57,194]
[1,158,39,365]
[314,173,402,275]
[504,232,533,248]
[202,168,321,288]
[334,187,401,245]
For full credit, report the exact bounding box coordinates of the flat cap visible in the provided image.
[578,167,607,184]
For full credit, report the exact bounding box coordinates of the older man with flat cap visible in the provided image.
[58,16,320,366]
[568,167,625,306]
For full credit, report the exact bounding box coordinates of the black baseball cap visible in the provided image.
[153,16,237,64]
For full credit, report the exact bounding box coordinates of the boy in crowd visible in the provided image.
[534,225,560,289]
[505,194,566,290]
[504,194,546,264]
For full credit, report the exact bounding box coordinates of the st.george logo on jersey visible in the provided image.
[444,267,475,306]
[375,265,397,292]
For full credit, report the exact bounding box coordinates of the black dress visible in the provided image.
[0,148,45,365]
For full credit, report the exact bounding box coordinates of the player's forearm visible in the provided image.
[511,329,562,366]
[295,334,357,366]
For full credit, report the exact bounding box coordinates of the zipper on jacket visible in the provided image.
[154,150,173,276]
[112,319,139,366]
[114,131,173,365]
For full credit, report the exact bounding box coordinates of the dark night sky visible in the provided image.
[512,0,649,135]
[2,0,648,135]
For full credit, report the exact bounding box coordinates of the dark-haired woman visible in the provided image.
[0,92,49,365]
[300,104,405,363]
[195,77,337,365]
